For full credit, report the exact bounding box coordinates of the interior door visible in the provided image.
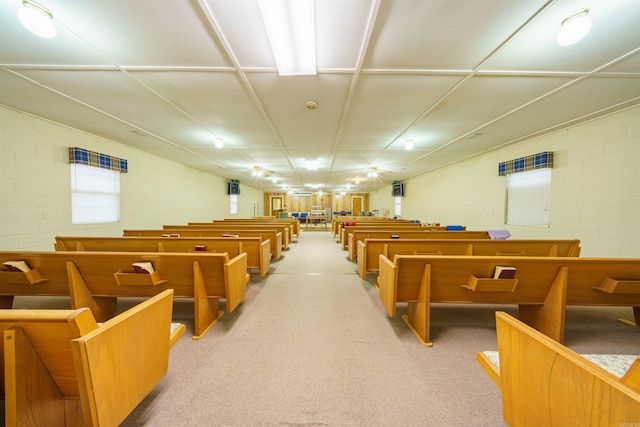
[351,196,363,216]
[270,196,283,217]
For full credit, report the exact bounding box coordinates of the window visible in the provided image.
[70,164,120,224]
[230,194,238,215]
[505,168,551,226]
[394,196,402,217]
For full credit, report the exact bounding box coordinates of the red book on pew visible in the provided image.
[494,266,516,279]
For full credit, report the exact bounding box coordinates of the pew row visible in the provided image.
[168,223,293,248]
[331,217,414,236]
[476,311,640,426]
[346,230,491,259]
[55,235,271,277]
[0,251,249,339]
[377,255,640,346]
[210,218,300,238]
[124,229,282,260]
[1,289,185,427]
[338,223,425,243]
[357,238,582,279]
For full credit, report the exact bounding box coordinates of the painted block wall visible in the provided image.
[0,107,263,250]
[370,106,640,257]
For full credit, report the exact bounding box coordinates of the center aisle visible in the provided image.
[122,228,505,426]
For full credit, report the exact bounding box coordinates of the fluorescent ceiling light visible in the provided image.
[557,9,592,46]
[258,0,316,76]
[305,158,318,170]
[17,0,56,39]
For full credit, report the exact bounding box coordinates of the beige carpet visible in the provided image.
[13,230,639,426]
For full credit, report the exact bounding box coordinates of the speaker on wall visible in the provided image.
[392,183,404,197]
[227,182,240,195]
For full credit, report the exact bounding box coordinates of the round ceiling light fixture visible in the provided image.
[17,0,56,39]
[305,100,318,110]
[557,9,592,46]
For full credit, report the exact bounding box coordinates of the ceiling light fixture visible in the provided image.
[404,139,414,150]
[258,0,316,76]
[17,0,56,39]
[305,158,318,170]
[214,137,224,149]
[305,100,318,110]
[367,166,378,178]
[557,9,592,46]
[252,165,263,177]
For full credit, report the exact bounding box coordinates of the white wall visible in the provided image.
[371,106,640,257]
[0,107,263,250]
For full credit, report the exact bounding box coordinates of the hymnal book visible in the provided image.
[3,260,31,272]
[391,235,400,239]
[222,234,239,238]
[493,266,517,279]
[195,245,207,251]
[162,233,181,237]
[132,262,155,274]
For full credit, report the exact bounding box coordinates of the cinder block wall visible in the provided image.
[0,106,263,250]
[370,106,640,257]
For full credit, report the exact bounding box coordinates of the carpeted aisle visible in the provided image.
[118,229,639,426]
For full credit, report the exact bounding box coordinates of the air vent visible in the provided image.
[293,192,312,197]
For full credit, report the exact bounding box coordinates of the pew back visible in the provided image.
[347,230,490,259]
[0,251,248,339]
[55,235,271,277]
[378,255,640,345]
[124,228,282,259]
[170,223,292,247]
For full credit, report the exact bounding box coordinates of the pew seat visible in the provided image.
[1,289,184,427]
[476,311,640,426]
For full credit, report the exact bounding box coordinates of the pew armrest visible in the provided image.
[70,289,176,426]
[480,311,640,426]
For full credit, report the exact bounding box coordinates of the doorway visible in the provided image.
[351,196,363,216]
[270,196,284,217]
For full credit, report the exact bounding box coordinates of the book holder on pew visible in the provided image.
[593,277,640,329]
[114,270,167,286]
[593,277,640,295]
[461,276,518,293]
[0,269,48,285]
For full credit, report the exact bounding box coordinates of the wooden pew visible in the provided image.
[172,222,293,248]
[332,217,413,236]
[124,228,282,260]
[346,230,491,260]
[55,235,272,277]
[357,238,582,279]
[338,223,425,244]
[211,218,300,238]
[377,255,640,346]
[476,311,640,426]
[1,289,185,427]
[0,251,249,339]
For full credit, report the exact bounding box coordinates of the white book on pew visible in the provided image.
[3,260,31,272]
[132,262,155,274]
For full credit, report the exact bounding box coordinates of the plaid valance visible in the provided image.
[68,147,128,173]
[498,151,553,176]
